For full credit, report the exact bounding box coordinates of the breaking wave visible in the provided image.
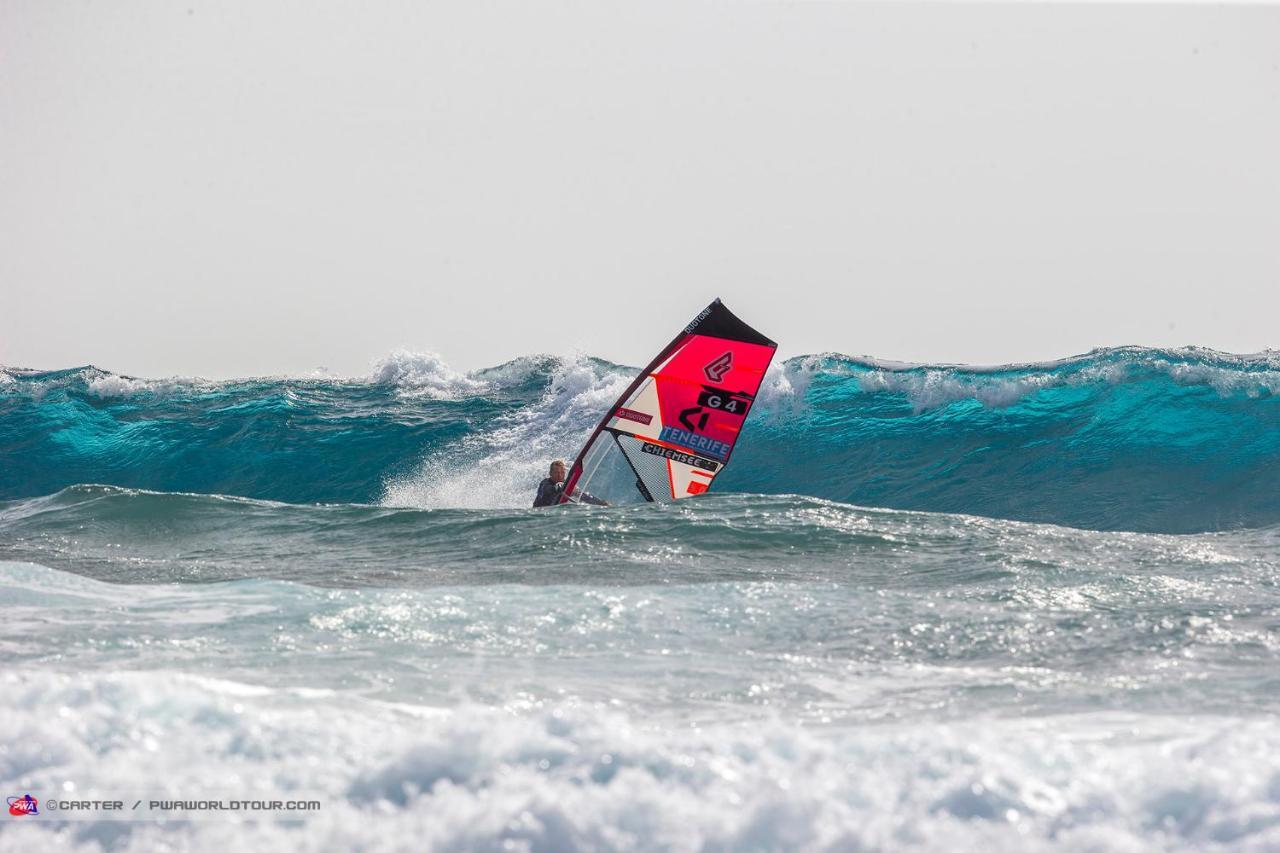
[2,346,1278,532]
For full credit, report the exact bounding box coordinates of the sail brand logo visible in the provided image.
[703,352,733,382]
[614,407,653,426]
[684,304,714,333]
[641,442,719,471]
[659,426,730,460]
[7,795,38,816]
[678,406,709,433]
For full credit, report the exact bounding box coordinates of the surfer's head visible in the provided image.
[549,460,567,483]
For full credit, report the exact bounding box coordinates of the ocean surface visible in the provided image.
[2,347,1279,851]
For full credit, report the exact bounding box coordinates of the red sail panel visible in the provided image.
[650,333,775,463]
[560,299,777,505]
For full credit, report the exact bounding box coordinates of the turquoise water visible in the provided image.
[2,348,1279,851]
[3,347,1278,531]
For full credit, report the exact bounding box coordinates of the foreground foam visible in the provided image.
[2,668,1278,852]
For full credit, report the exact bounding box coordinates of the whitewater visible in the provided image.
[2,347,1279,851]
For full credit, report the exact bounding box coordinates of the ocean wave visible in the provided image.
[796,346,1280,412]
[0,350,553,402]
[2,486,1276,590]
[3,347,1279,532]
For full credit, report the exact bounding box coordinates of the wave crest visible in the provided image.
[370,349,490,398]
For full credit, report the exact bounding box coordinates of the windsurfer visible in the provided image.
[533,460,608,507]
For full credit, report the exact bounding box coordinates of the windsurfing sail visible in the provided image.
[560,299,777,505]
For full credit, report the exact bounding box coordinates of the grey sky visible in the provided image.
[3,1,1278,378]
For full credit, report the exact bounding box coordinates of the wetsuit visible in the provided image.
[532,477,564,508]
[532,477,608,507]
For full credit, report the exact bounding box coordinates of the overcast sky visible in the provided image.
[2,1,1278,378]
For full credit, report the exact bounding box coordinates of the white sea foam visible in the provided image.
[0,367,211,401]
[369,349,489,398]
[380,354,631,509]
[856,367,1063,411]
[0,351,495,402]
[2,668,1279,852]
[82,373,196,399]
[756,359,815,421]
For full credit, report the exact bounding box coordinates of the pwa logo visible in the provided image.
[7,794,38,816]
